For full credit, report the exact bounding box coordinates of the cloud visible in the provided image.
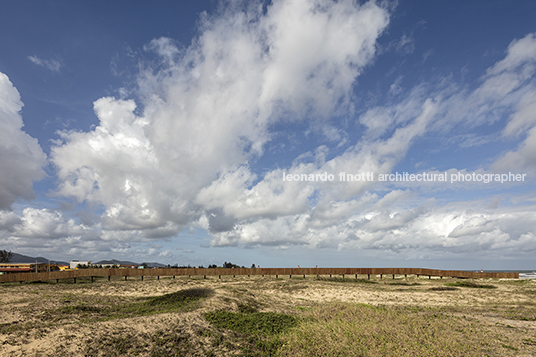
[11,208,89,239]
[0,210,21,232]
[493,125,536,172]
[194,95,437,230]
[396,34,415,55]
[209,199,536,260]
[50,0,390,238]
[4,2,536,264]
[486,33,536,77]
[201,30,536,255]
[490,33,536,172]
[0,72,47,210]
[28,55,62,72]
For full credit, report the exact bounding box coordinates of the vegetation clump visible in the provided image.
[315,276,378,284]
[84,327,196,357]
[204,305,297,355]
[388,281,421,286]
[445,281,497,289]
[145,287,213,309]
[429,286,458,291]
[205,310,297,336]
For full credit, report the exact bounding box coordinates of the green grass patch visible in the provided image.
[237,302,259,313]
[445,281,497,289]
[84,327,195,357]
[294,306,311,311]
[60,304,102,313]
[315,276,378,284]
[388,281,421,286]
[502,344,519,351]
[205,310,297,336]
[205,310,297,356]
[0,321,36,334]
[429,286,458,291]
[277,282,309,293]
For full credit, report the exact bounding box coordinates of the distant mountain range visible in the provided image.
[7,253,166,268]
[10,253,69,266]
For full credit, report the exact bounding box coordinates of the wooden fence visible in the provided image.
[0,267,518,284]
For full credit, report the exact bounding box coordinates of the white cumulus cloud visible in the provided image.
[50,0,390,239]
[0,72,47,211]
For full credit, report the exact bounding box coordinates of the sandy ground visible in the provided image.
[0,275,535,356]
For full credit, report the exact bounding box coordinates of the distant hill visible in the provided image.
[94,259,139,266]
[5,252,169,268]
[9,253,69,266]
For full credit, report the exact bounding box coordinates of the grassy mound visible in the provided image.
[55,287,214,322]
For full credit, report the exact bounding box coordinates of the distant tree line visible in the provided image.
[169,262,256,269]
[76,263,119,269]
[0,250,13,263]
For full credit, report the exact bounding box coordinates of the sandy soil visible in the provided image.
[0,275,535,356]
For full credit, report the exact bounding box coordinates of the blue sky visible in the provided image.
[1,0,535,269]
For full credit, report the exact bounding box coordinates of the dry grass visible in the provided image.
[279,303,511,356]
[0,275,535,356]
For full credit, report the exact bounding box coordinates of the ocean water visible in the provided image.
[518,271,536,279]
[484,270,536,279]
